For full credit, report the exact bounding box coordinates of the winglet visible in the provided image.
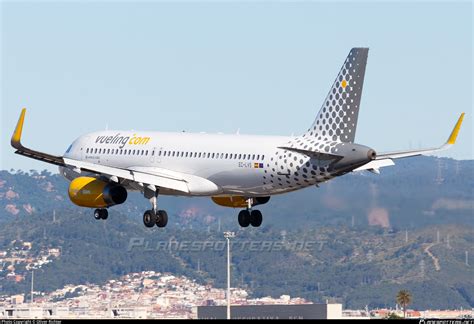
[446,113,465,145]
[11,108,26,149]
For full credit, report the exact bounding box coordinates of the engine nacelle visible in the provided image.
[68,177,127,208]
[211,196,270,208]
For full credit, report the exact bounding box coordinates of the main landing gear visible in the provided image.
[237,198,263,228]
[94,208,108,220]
[143,185,168,228]
[143,209,168,228]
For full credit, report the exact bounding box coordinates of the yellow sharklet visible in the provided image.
[447,113,465,145]
[11,108,26,148]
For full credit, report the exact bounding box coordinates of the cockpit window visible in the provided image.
[65,144,73,153]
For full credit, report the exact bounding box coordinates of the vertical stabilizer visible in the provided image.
[305,48,368,143]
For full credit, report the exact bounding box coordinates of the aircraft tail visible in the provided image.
[305,48,369,143]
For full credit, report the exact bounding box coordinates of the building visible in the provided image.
[10,295,24,305]
[197,303,342,319]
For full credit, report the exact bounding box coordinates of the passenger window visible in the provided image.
[252,154,255,160]
[225,153,228,159]
[262,155,265,160]
[242,154,246,159]
[257,154,260,160]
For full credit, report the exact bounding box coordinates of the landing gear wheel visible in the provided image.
[100,209,108,220]
[250,210,263,227]
[156,210,168,228]
[143,210,157,228]
[94,209,108,220]
[238,210,251,227]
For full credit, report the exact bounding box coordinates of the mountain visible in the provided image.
[1,156,473,230]
[0,156,473,309]
[0,210,472,310]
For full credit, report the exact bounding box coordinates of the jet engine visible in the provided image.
[211,196,270,208]
[68,177,127,208]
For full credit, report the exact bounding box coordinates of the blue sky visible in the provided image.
[1,1,472,172]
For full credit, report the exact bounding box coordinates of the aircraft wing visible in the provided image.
[353,113,465,174]
[11,109,66,166]
[10,108,220,195]
[62,158,190,194]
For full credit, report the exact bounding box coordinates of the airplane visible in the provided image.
[11,48,465,229]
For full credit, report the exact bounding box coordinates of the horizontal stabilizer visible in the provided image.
[278,146,343,160]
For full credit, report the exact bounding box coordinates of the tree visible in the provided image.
[387,312,402,319]
[396,289,412,319]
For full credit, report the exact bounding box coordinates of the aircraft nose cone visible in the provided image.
[367,149,377,160]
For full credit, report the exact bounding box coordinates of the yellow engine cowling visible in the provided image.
[211,196,270,208]
[68,177,127,208]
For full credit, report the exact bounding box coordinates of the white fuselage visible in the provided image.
[61,130,330,197]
